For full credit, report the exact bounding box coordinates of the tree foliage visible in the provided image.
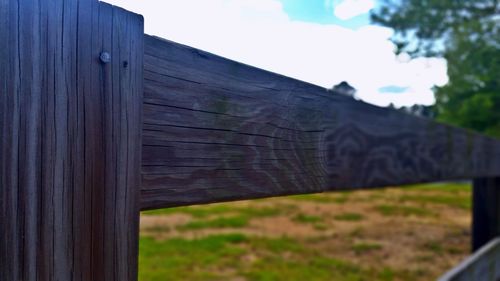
[371,0,500,137]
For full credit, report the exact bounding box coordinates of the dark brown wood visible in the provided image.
[140,35,500,210]
[472,177,500,252]
[0,0,143,280]
[2,0,500,277]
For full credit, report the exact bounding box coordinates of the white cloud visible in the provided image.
[333,0,375,20]
[104,0,448,107]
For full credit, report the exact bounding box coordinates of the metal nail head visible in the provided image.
[100,52,111,64]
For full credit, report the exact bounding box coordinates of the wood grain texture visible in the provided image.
[141,35,500,210]
[472,177,500,252]
[0,1,143,280]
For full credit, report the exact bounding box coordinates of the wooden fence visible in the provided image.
[1,0,499,280]
[439,238,500,281]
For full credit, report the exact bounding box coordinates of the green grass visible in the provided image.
[374,204,435,217]
[244,256,371,281]
[405,182,471,194]
[142,204,234,217]
[178,215,249,230]
[139,234,247,281]
[349,227,365,238]
[238,206,283,217]
[422,240,443,254]
[399,194,471,210]
[143,205,282,218]
[139,234,307,281]
[421,240,462,255]
[334,213,364,221]
[140,234,410,281]
[249,236,304,253]
[143,225,171,233]
[172,206,283,231]
[289,193,349,204]
[313,223,329,231]
[293,213,323,224]
[351,242,382,254]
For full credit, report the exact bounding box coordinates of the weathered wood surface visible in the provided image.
[439,237,500,281]
[0,0,143,280]
[141,35,500,210]
[473,177,500,251]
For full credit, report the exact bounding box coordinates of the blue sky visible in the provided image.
[280,0,371,28]
[105,0,448,107]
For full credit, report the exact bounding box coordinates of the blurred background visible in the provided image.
[107,0,499,280]
[140,183,471,281]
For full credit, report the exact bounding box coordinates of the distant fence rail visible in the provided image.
[439,238,500,281]
[1,0,500,280]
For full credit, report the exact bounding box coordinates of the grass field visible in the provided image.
[139,182,471,281]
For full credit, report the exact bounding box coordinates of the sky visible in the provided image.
[105,0,448,107]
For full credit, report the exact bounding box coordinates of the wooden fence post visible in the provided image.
[472,177,500,252]
[0,0,143,280]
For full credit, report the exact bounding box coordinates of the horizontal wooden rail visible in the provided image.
[140,35,500,210]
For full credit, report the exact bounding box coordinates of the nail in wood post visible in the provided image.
[472,177,500,252]
[0,0,144,280]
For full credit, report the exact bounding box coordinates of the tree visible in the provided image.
[371,0,500,137]
[329,81,357,98]
[400,104,436,119]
